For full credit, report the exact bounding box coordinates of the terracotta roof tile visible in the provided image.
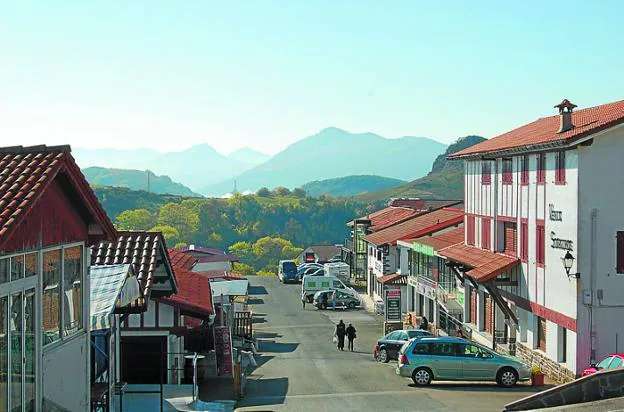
[348,207,419,232]
[0,145,116,249]
[377,273,407,285]
[450,99,624,158]
[168,249,198,271]
[158,268,213,317]
[405,226,465,251]
[91,231,176,312]
[438,243,519,282]
[365,208,464,246]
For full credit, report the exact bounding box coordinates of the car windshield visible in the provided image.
[407,330,431,339]
[283,261,297,274]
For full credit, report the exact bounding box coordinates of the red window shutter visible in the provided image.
[504,222,517,255]
[481,162,491,185]
[555,151,566,184]
[481,218,491,250]
[467,216,475,246]
[521,222,528,261]
[536,223,545,264]
[521,156,529,185]
[502,159,513,184]
[617,231,624,273]
[537,153,546,184]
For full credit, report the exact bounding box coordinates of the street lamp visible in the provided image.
[561,251,580,279]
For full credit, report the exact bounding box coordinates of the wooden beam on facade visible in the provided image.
[483,281,518,325]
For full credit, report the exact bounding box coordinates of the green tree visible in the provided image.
[149,225,180,245]
[292,188,306,198]
[115,209,155,230]
[232,262,255,276]
[256,187,271,197]
[272,187,291,196]
[157,202,199,241]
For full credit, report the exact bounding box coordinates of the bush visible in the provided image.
[257,271,275,277]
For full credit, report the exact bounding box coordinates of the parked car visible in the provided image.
[312,289,360,310]
[582,354,624,376]
[374,329,432,363]
[396,336,531,387]
[278,260,299,283]
[296,265,323,278]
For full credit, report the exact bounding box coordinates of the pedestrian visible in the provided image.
[322,292,329,309]
[346,323,357,352]
[332,290,337,310]
[419,316,429,331]
[301,291,307,309]
[335,319,346,350]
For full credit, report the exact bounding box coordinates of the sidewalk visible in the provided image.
[359,291,380,314]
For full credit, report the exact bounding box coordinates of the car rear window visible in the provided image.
[283,261,297,274]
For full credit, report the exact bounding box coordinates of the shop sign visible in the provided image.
[416,277,437,300]
[456,289,465,306]
[407,276,418,288]
[412,242,435,257]
[214,326,233,377]
[550,231,573,251]
[385,289,402,322]
[549,204,563,222]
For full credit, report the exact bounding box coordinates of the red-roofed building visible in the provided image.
[362,207,464,305]
[175,244,239,272]
[444,99,624,380]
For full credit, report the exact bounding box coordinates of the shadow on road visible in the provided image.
[255,331,283,339]
[407,382,556,392]
[248,297,264,305]
[248,285,269,295]
[241,377,289,408]
[258,341,299,353]
[252,317,268,324]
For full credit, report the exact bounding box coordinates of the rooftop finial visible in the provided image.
[554,99,577,133]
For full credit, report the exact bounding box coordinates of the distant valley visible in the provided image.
[301,175,405,197]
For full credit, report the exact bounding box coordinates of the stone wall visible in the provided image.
[515,342,575,383]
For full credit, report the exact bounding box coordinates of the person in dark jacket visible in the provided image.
[335,320,346,350]
[419,316,429,331]
[346,323,357,352]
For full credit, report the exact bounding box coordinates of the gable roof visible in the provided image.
[91,231,177,312]
[168,249,198,271]
[450,99,624,159]
[158,268,213,318]
[0,145,116,249]
[389,199,464,211]
[364,208,464,247]
[347,207,418,231]
[176,245,226,255]
[298,245,342,262]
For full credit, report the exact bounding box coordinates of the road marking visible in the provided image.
[242,389,416,402]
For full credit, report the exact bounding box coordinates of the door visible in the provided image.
[429,342,461,380]
[121,336,167,384]
[390,331,409,358]
[459,343,498,380]
[1,288,36,412]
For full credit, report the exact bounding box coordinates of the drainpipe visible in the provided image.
[493,159,499,251]
[590,208,598,363]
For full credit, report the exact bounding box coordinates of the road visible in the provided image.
[237,276,543,412]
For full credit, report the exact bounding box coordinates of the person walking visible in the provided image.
[301,291,307,309]
[335,320,346,350]
[346,323,357,352]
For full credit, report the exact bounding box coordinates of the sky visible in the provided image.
[1,1,623,155]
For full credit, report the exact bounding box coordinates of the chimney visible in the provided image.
[554,99,577,133]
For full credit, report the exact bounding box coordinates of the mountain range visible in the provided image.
[72,145,269,193]
[83,167,201,197]
[302,175,405,197]
[201,127,446,195]
[356,135,487,201]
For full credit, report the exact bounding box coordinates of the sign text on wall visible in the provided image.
[550,231,573,251]
[549,204,563,221]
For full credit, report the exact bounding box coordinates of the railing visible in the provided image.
[438,310,472,340]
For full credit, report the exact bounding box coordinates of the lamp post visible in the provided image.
[561,251,580,279]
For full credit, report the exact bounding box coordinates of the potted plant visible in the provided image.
[531,366,544,386]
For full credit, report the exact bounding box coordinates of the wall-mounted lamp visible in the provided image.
[562,251,580,279]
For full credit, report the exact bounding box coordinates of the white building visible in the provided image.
[440,99,624,380]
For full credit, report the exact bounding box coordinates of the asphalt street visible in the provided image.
[237,276,544,412]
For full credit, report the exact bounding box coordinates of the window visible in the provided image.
[558,326,567,363]
[520,221,528,261]
[616,232,624,274]
[597,356,614,369]
[537,153,546,184]
[412,342,431,355]
[467,216,476,246]
[537,317,547,351]
[555,151,566,184]
[481,218,491,250]
[536,222,545,265]
[430,342,458,356]
[521,156,529,185]
[502,158,513,184]
[610,357,623,369]
[461,344,494,358]
[495,267,518,285]
[481,162,491,185]
[377,250,382,261]
[504,222,517,255]
[42,245,84,345]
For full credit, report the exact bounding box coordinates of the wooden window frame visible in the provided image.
[536,221,545,267]
[537,153,546,184]
[521,155,529,185]
[481,161,491,185]
[481,217,491,250]
[555,151,566,185]
[502,158,513,185]
[467,216,476,246]
[520,220,528,262]
[503,221,518,256]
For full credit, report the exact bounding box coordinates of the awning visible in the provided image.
[210,279,249,297]
[90,264,141,331]
[438,243,519,283]
[377,274,407,285]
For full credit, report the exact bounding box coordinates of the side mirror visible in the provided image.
[590,363,597,368]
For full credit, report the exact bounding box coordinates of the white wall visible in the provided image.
[43,333,89,411]
[578,125,624,368]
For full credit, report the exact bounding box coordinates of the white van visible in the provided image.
[323,262,350,284]
[301,275,358,302]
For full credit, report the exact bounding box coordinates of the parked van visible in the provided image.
[323,262,350,284]
[278,260,299,283]
[301,275,357,302]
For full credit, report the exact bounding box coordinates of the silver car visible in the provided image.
[396,336,531,387]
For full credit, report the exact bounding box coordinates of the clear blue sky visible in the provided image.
[1,1,623,154]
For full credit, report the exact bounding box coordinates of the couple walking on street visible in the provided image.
[334,320,356,351]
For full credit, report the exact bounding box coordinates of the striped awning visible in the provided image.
[90,264,141,331]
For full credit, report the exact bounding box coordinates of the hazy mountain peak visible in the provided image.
[228,147,271,165]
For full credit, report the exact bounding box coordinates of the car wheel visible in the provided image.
[378,348,389,363]
[348,302,356,309]
[497,367,518,387]
[412,368,433,386]
[320,302,327,310]
[308,296,314,303]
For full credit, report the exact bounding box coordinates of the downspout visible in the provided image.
[493,159,499,252]
[589,208,598,362]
